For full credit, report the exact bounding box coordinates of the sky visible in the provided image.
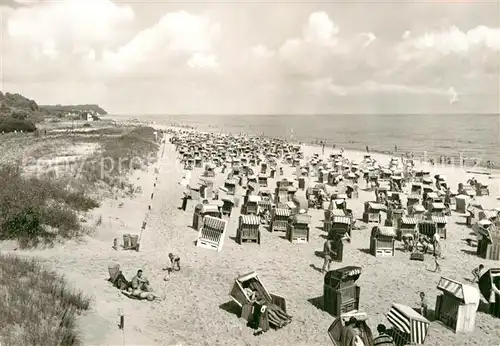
[0,0,499,115]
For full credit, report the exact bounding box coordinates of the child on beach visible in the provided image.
[419,292,428,317]
[168,253,181,271]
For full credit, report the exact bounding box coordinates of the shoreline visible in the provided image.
[142,119,500,179]
[113,115,499,170]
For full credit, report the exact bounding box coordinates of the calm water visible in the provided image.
[115,114,500,165]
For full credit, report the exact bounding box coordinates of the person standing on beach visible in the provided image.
[322,239,336,273]
[181,192,189,211]
[322,142,325,155]
[419,292,428,317]
[432,231,441,257]
[366,145,369,153]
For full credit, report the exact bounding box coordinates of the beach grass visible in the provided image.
[79,126,159,189]
[0,164,100,248]
[0,253,91,346]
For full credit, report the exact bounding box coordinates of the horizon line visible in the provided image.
[107,112,500,116]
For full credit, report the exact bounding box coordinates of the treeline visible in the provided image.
[0,91,107,133]
[40,104,107,116]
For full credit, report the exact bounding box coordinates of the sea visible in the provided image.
[112,113,500,167]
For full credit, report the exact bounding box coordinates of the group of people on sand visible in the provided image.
[109,253,181,300]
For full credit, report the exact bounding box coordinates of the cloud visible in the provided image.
[277,12,338,75]
[187,53,219,69]
[2,0,135,83]
[448,87,459,104]
[399,25,500,55]
[251,44,275,59]
[101,11,221,74]
[359,32,376,47]
[389,25,500,93]
[6,0,134,52]
[275,12,378,80]
[1,2,497,113]
[302,11,339,45]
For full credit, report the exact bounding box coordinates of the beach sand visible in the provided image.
[2,128,499,346]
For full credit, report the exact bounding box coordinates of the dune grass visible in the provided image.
[0,164,99,248]
[0,254,91,346]
[79,126,159,189]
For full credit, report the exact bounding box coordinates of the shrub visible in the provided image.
[0,165,99,247]
[40,204,80,235]
[0,254,91,345]
[0,118,37,133]
[1,207,47,243]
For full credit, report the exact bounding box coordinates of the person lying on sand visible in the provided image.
[124,289,163,301]
[250,290,292,328]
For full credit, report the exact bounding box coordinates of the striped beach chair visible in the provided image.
[397,216,418,241]
[323,208,346,234]
[287,214,311,244]
[418,220,437,239]
[275,187,288,204]
[196,216,227,251]
[258,199,272,214]
[431,215,448,239]
[386,303,430,346]
[271,208,290,232]
[328,216,352,240]
[236,215,261,244]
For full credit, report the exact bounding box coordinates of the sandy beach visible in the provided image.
[2,124,498,346]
